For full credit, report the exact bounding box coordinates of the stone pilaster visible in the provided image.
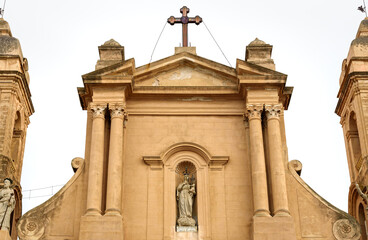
[265,104,290,216]
[105,103,125,216]
[85,103,107,216]
[247,104,270,217]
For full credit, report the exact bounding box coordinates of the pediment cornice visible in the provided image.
[82,58,135,81]
[236,59,287,77]
[77,51,292,109]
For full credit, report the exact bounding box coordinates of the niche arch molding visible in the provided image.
[143,142,229,170]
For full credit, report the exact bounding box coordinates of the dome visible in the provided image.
[248,38,269,46]
[0,18,23,57]
[0,36,22,56]
[103,39,121,47]
[0,18,12,36]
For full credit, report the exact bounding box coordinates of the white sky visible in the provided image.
[3,0,365,213]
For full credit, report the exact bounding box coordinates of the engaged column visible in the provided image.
[265,104,290,216]
[105,104,125,216]
[247,104,270,217]
[85,103,107,216]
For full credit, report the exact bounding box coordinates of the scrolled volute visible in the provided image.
[289,160,302,176]
[71,157,84,173]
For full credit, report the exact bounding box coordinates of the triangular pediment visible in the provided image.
[81,51,288,89]
[133,52,237,87]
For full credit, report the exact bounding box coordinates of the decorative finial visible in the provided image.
[167,6,202,47]
[358,0,368,18]
[0,0,7,18]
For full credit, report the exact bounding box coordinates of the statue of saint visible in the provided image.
[177,174,196,227]
[0,178,15,231]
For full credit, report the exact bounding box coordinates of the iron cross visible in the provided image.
[167,6,202,47]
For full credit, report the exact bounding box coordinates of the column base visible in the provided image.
[105,209,122,216]
[252,215,296,240]
[253,209,271,217]
[85,208,102,216]
[274,209,291,217]
[79,214,124,240]
[0,230,11,240]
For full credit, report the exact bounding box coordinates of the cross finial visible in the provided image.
[167,6,202,47]
[0,0,7,18]
[180,6,189,17]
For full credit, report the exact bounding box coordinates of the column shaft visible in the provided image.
[86,104,106,215]
[265,105,290,216]
[247,105,270,217]
[105,105,125,215]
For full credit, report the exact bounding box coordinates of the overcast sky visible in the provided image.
[4,0,365,213]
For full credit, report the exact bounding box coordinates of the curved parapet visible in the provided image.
[287,160,361,240]
[17,157,85,240]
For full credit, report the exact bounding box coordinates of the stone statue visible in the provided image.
[0,178,15,231]
[176,174,196,227]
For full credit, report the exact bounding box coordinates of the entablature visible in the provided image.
[336,72,368,115]
[0,71,34,116]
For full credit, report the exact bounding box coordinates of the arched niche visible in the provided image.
[144,142,229,171]
[358,203,367,240]
[349,184,368,240]
[143,142,229,240]
[164,150,210,239]
[175,161,198,227]
[347,111,363,171]
[11,110,25,177]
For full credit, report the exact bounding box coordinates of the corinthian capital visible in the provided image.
[109,103,125,119]
[90,103,107,119]
[264,104,282,120]
[246,104,263,120]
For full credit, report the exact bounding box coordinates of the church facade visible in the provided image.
[0,7,363,240]
[15,15,361,240]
